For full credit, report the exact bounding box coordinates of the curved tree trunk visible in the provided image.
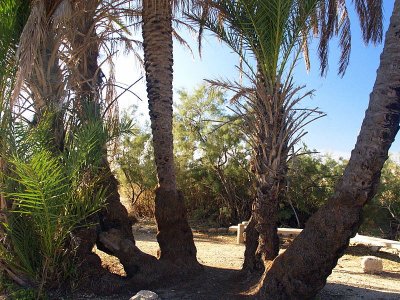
[257,2,400,298]
[69,0,157,278]
[242,216,264,272]
[142,0,198,268]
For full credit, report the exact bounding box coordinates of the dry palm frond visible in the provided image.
[317,0,383,76]
[12,0,143,122]
[353,0,383,44]
[12,0,47,107]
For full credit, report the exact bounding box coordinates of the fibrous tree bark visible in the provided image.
[257,1,400,298]
[242,216,264,272]
[250,76,290,262]
[26,2,65,152]
[68,0,158,278]
[142,0,199,268]
[193,1,321,268]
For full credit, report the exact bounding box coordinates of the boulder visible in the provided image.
[130,290,159,300]
[217,227,228,233]
[361,256,383,274]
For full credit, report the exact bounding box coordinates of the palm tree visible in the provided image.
[257,1,400,298]
[64,0,143,277]
[192,0,385,270]
[192,0,323,264]
[141,0,199,267]
[10,0,157,279]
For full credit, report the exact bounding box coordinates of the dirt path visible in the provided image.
[112,223,400,300]
[95,220,400,299]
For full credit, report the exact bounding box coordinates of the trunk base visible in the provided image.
[98,228,159,277]
[254,204,363,299]
[256,222,280,262]
[155,187,200,270]
[242,217,264,273]
[71,225,126,295]
[97,165,135,241]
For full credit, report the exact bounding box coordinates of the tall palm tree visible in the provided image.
[65,0,140,276]
[11,0,156,279]
[141,0,199,267]
[257,1,400,298]
[193,0,384,270]
[193,0,323,264]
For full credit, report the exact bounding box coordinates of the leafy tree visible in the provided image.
[365,158,400,240]
[117,109,157,217]
[284,152,346,227]
[174,86,253,225]
[117,87,254,225]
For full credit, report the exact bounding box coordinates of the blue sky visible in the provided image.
[113,1,397,158]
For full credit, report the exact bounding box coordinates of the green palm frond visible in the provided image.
[0,0,30,154]
[1,116,106,287]
[316,0,382,76]
[4,216,42,278]
[0,0,29,79]
[193,0,319,84]
[8,151,70,254]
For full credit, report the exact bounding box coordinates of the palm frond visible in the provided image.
[190,0,320,83]
[318,0,382,76]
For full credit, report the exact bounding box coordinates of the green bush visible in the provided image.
[0,117,107,294]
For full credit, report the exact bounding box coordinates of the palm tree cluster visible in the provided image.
[0,0,399,299]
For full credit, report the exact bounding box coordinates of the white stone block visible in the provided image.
[237,223,245,244]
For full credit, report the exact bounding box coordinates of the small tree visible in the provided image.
[174,86,253,224]
[0,114,106,296]
[284,152,346,227]
[117,110,157,217]
[368,158,400,239]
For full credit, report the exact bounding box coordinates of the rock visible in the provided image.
[130,290,159,300]
[369,246,381,252]
[361,256,383,274]
[217,227,228,233]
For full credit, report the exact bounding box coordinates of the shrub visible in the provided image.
[0,117,106,295]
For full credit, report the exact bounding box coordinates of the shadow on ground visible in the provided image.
[154,266,258,300]
[318,283,400,300]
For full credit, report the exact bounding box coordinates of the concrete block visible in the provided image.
[237,224,245,244]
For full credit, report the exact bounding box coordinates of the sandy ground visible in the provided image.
[95,221,400,299]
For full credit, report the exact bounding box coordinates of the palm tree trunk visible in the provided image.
[142,0,198,267]
[69,0,153,277]
[28,25,65,152]
[252,151,288,262]
[242,216,264,272]
[249,75,289,263]
[257,1,400,298]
